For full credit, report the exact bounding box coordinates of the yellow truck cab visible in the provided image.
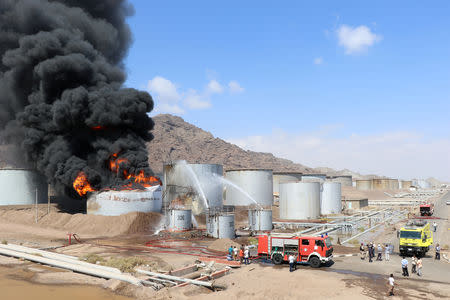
[399,220,433,257]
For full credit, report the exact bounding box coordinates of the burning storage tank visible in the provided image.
[328,175,352,187]
[86,185,162,216]
[272,172,302,195]
[279,182,320,220]
[206,213,235,239]
[224,169,273,207]
[168,209,192,231]
[356,179,373,191]
[163,162,223,214]
[301,173,326,183]
[0,169,48,206]
[320,182,342,215]
[248,209,273,231]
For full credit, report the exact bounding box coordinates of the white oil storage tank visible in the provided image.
[169,209,192,231]
[0,169,48,205]
[320,182,342,215]
[248,209,273,231]
[224,169,273,207]
[279,182,320,220]
[272,172,302,195]
[301,174,326,183]
[163,162,223,214]
[206,214,235,239]
[86,185,162,216]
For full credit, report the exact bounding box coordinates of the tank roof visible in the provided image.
[226,168,273,172]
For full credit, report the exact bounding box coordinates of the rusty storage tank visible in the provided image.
[168,209,192,231]
[373,179,391,190]
[248,209,273,231]
[356,179,373,191]
[329,175,352,187]
[163,162,223,214]
[279,182,320,220]
[301,173,326,183]
[272,172,302,195]
[400,180,412,189]
[389,179,399,190]
[224,169,273,207]
[0,169,48,205]
[206,213,235,239]
[86,185,162,216]
[320,182,342,215]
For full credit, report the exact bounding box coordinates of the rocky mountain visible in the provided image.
[147,114,316,175]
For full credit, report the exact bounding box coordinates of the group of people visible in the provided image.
[401,255,423,277]
[228,244,250,264]
[360,242,390,262]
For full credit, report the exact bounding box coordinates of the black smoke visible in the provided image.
[0,0,155,197]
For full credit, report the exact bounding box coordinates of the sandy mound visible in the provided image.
[0,208,163,237]
[208,238,241,252]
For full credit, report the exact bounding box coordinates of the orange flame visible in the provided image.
[91,126,104,130]
[73,171,96,196]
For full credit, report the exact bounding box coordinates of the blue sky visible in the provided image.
[124,1,450,181]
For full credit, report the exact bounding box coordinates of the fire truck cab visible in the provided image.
[257,234,333,268]
[419,204,434,216]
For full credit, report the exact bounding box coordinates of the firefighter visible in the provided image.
[239,245,244,263]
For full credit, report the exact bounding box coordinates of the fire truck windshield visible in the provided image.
[325,237,332,248]
[400,231,421,239]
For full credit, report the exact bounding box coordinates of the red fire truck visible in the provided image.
[419,204,434,216]
[257,234,333,268]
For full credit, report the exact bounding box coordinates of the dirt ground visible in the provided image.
[0,191,448,300]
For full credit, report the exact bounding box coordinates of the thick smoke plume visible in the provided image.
[0,0,155,197]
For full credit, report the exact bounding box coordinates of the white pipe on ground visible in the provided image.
[0,243,121,274]
[0,247,143,286]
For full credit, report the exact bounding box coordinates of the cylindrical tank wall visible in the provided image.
[0,169,48,205]
[163,163,223,212]
[320,182,342,215]
[389,179,399,190]
[301,174,326,183]
[169,209,192,231]
[248,209,273,231]
[272,173,302,194]
[279,182,320,220]
[329,176,352,187]
[224,170,273,206]
[401,180,412,189]
[207,214,235,239]
[373,179,391,190]
[86,186,162,216]
[356,180,373,191]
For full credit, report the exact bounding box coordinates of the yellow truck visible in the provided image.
[399,220,433,257]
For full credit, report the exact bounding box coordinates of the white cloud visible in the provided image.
[206,80,224,94]
[228,80,245,94]
[227,129,450,182]
[336,25,382,54]
[183,89,212,109]
[313,57,323,65]
[147,76,184,114]
[147,76,243,114]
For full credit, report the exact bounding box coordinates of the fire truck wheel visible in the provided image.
[272,253,283,265]
[309,256,321,268]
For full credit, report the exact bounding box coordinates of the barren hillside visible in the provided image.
[147,114,315,175]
